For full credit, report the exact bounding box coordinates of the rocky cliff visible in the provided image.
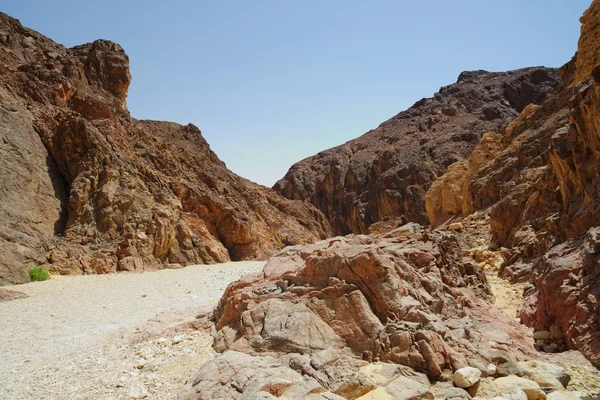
[425,0,600,368]
[0,13,331,285]
[274,68,560,235]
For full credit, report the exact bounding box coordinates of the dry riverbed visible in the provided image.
[0,262,265,400]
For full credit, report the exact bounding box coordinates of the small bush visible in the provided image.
[28,267,49,282]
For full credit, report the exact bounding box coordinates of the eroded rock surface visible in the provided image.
[0,13,331,284]
[176,349,434,400]
[424,0,600,368]
[275,68,559,235]
[212,225,536,381]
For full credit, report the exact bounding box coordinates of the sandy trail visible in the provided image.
[0,261,265,400]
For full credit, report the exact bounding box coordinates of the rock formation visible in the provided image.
[176,2,600,398]
[0,13,331,285]
[425,0,600,368]
[274,68,559,235]
[211,225,536,381]
[179,225,590,399]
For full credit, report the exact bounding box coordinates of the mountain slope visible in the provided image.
[0,13,331,285]
[274,68,560,235]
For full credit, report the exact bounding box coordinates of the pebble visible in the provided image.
[172,334,185,345]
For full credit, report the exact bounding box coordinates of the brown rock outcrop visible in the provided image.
[275,68,559,235]
[212,224,536,380]
[0,13,331,285]
[575,0,600,84]
[519,227,600,368]
[424,0,600,368]
[425,131,503,227]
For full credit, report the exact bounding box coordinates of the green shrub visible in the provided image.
[28,266,49,282]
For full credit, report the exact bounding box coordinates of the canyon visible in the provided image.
[1,1,600,400]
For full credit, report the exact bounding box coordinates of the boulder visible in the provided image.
[494,376,543,400]
[516,361,570,388]
[423,0,600,370]
[213,226,537,380]
[546,392,581,400]
[0,288,28,302]
[177,349,434,400]
[454,367,482,388]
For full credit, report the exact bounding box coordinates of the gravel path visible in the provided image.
[0,261,265,400]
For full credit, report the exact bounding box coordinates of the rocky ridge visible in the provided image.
[0,12,331,285]
[274,67,559,235]
[425,0,600,371]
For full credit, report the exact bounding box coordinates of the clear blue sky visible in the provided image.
[3,1,591,186]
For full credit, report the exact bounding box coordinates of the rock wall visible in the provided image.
[0,13,331,285]
[424,0,600,368]
[425,131,503,227]
[275,68,560,235]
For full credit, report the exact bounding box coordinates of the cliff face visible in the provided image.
[0,13,331,285]
[274,68,560,235]
[425,0,600,367]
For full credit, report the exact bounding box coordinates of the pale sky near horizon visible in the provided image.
[3,1,591,186]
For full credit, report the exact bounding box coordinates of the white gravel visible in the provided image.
[0,261,265,400]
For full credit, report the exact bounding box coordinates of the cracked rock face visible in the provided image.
[274,68,559,235]
[0,12,331,284]
[424,0,600,369]
[211,224,537,381]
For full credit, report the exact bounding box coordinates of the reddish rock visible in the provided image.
[519,227,600,367]
[424,0,600,368]
[275,68,559,235]
[212,225,536,379]
[0,13,331,284]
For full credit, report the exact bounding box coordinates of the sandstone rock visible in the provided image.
[435,386,473,400]
[529,373,563,390]
[500,390,529,400]
[423,0,600,369]
[574,0,600,84]
[470,378,503,399]
[0,12,331,284]
[178,349,436,400]
[532,331,551,341]
[454,367,482,388]
[546,391,581,400]
[213,226,537,380]
[382,375,434,400]
[355,387,393,400]
[176,351,304,400]
[519,227,600,367]
[426,132,504,227]
[275,69,559,235]
[494,376,542,400]
[516,360,570,388]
